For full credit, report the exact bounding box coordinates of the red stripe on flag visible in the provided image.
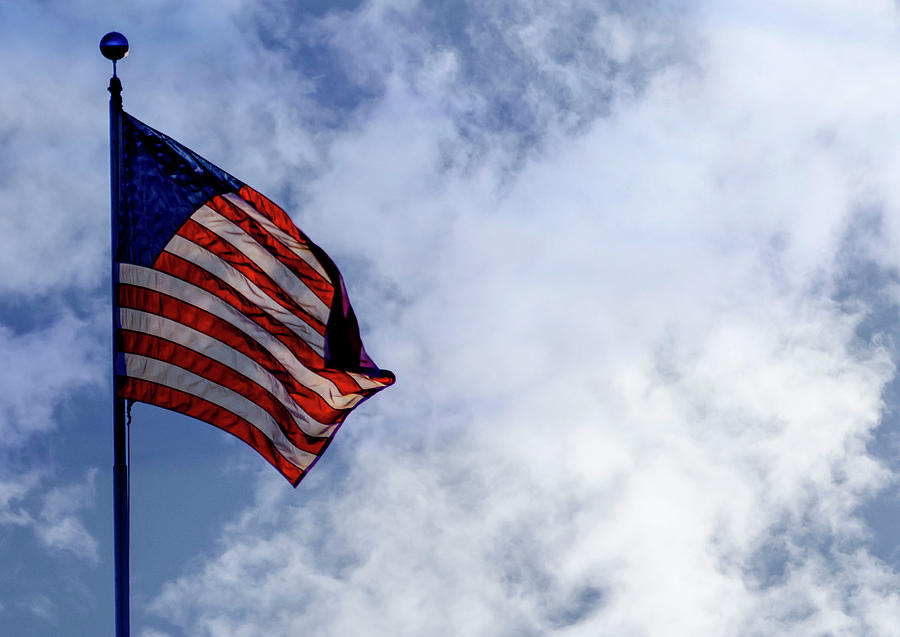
[153,252,378,394]
[206,195,334,308]
[177,218,328,336]
[119,377,306,485]
[153,251,326,367]
[238,185,312,246]
[118,284,347,424]
[121,330,332,455]
[153,252,370,396]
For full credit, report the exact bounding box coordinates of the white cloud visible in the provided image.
[0,311,104,446]
[34,469,100,563]
[20,593,56,624]
[0,475,38,527]
[0,311,103,564]
[2,0,900,634]
[0,469,100,564]
[140,1,900,635]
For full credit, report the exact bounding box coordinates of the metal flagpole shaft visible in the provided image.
[101,31,130,637]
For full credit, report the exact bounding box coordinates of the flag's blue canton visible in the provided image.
[119,114,242,267]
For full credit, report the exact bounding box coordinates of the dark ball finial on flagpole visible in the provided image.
[101,32,128,102]
[100,32,129,61]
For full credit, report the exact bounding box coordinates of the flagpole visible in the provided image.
[101,31,130,637]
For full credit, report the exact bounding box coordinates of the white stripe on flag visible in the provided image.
[119,264,366,411]
[164,234,326,355]
[223,192,331,281]
[120,308,340,438]
[191,205,330,321]
[348,371,390,390]
[123,353,317,470]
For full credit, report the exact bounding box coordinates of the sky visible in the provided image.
[4,0,900,635]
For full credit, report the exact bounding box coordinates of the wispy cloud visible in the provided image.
[0,470,100,564]
[0,311,104,446]
[243,0,691,164]
[0,475,38,527]
[20,593,57,624]
[34,469,100,563]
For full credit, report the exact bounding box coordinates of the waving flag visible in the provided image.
[114,113,394,486]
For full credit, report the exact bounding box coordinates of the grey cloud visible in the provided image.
[241,0,691,162]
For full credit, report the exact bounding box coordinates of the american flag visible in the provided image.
[114,113,394,486]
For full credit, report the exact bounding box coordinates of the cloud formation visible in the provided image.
[4,0,900,634]
[137,1,900,635]
[0,312,104,446]
[34,470,100,563]
[0,469,99,564]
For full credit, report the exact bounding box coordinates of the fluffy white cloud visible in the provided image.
[3,0,900,634]
[140,1,900,635]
